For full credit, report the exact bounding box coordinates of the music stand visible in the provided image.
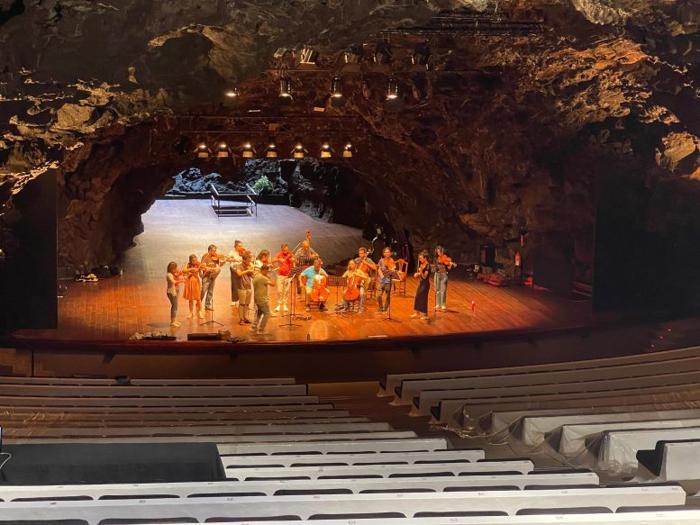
[279,266,308,328]
[200,273,224,327]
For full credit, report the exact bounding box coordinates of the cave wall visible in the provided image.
[0,0,699,326]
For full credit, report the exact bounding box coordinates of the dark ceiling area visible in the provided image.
[0,0,699,327]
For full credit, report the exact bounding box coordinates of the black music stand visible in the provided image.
[279,267,309,328]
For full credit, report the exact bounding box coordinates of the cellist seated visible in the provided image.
[339,260,367,313]
[300,257,330,312]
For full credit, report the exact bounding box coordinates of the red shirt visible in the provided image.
[276,251,294,277]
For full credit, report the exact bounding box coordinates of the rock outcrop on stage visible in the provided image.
[0,0,698,310]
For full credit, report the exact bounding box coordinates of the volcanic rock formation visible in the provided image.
[0,0,698,312]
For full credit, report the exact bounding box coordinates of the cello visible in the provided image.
[310,272,330,303]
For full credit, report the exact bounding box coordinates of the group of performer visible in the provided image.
[165,230,457,335]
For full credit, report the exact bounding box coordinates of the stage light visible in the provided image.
[373,39,392,64]
[194,142,211,159]
[299,47,319,65]
[343,44,364,64]
[342,141,355,158]
[320,140,333,159]
[215,142,231,159]
[330,76,343,98]
[279,77,293,98]
[386,77,399,100]
[224,88,240,98]
[265,141,278,159]
[412,42,431,70]
[291,140,307,159]
[241,141,256,159]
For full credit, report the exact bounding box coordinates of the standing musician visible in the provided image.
[354,246,376,313]
[274,243,294,313]
[376,247,401,313]
[434,245,457,312]
[411,250,431,320]
[228,240,245,306]
[300,257,329,312]
[254,249,272,271]
[200,244,223,311]
[235,251,255,324]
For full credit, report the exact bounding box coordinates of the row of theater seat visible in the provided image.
[0,373,698,524]
[381,345,700,476]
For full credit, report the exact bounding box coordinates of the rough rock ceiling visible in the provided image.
[0,0,698,283]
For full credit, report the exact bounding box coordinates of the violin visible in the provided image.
[414,259,429,280]
[437,253,457,270]
[383,256,408,281]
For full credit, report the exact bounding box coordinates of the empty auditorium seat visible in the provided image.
[636,439,700,481]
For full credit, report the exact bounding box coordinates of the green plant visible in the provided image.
[252,175,274,195]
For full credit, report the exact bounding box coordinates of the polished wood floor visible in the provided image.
[16,200,592,343]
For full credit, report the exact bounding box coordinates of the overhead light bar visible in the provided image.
[299,47,319,65]
[279,77,293,98]
[330,76,343,98]
[386,77,399,100]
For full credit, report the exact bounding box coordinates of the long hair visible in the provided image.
[167,261,177,274]
[187,254,197,267]
[257,249,270,261]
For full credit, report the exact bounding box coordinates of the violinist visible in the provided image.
[354,247,376,313]
[182,254,204,320]
[411,250,431,320]
[274,243,294,313]
[434,245,457,312]
[227,240,245,307]
[300,257,329,312]
[377,247,400,313]
[200,244,223,311]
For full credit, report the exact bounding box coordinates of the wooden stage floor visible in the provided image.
[16,200,592,343]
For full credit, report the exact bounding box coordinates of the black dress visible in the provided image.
[413,263,431,314]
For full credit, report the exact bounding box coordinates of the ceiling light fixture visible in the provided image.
[224,88,240,98]
[215,142,231,159]
[194,142,212,159]
[320,140,333,159]
[241,141,256,159]
[279,77,293,98]
[291,140,307,159]
[386,77,399,100]
[265,141,278,159]
[330,76,343,98]
[342,141,354,158]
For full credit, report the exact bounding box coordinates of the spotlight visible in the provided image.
[215,142,231,159]
[241,141,256,159]
[343,44,364,64]
[386,77,399,100]
[373,40,392,64]
[224,87,240,98]
[330,76,343,98]
[279,77,293,98]
[320,140,333,159]
[342,141,355,158]
[265,141,278,159]
[412,42,431,70]
[194,142,212,159]
[0,248,5,262]
[291,140,307,159]
[299,47,319,65]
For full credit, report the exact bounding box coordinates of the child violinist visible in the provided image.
[166,261,184,328]
[182,254,204,320]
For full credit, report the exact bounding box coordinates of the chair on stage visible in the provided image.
[392,259,408,296]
